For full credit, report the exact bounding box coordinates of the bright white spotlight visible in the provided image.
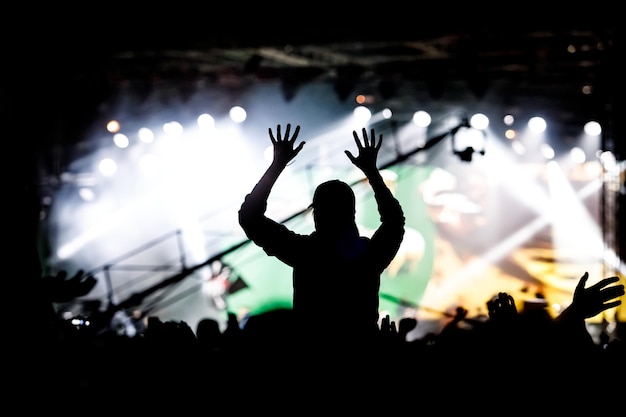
[98,158,117,176]
[113,133,130,148]
[78,187,96,202]
[570,147,586,164]
[546,160,605,270]
[382,108,393,119]
[540,143,555,159]
[528,116,547,134]
[198,113,216,131]
[353,105,372,124]
[138,127,155,143]
[469,113,489,130]
[412,110,431,127]
[229,106,247,123]
[583,120,602,136]
[599,151,616,170]
[163,121,184,137]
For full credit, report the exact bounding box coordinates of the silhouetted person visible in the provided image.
[238,124,405,352]
[196,317,224,352]
[554,271,624,350]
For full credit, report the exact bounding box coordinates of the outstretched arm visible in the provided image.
[554,272,624,346]
[346,128,404,222]
[556,272,624,322]
[346,128,405,267]
[345,127,385,189]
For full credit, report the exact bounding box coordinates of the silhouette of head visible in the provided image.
[309,180,356,232]
[195,317,224,351]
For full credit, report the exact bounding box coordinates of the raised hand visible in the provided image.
[378,313,403,347]
[268,123,305,167]
[345,127,382,176]
[379,313,397,334]
[568,272,624,319]
[487,292,518,323]
[397,317,418,341]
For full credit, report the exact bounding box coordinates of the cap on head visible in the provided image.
[309,180,355,213]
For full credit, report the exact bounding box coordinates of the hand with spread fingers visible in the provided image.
[345,127,382,177]
[567,272,624,319]
[554,271,624,347]
[268,123,305,168]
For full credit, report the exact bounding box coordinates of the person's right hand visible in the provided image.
[568,272,624,319]
[268,123,305,167]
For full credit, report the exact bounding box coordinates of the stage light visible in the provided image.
[469,113,489,130]
[570,147,586,164]
[113,133,130,148]
[353,105,371,124]
[138,127,155,143]
[229,106,247,123]
[599,150,616,170]
[540,143,555,160]
[78,187,96,202]
[412,110,431,127]
[197,113,215,131]
[163,121,184,137]
[583,120,602,136]
[107,120,121,133]
[452,118,485,162]
[528,116,547,134]
[98,158,117,176]
[505,129,516,140]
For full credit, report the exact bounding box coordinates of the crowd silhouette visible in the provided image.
[19,125,625,412]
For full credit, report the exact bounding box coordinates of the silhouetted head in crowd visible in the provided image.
[309,179,357,234]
